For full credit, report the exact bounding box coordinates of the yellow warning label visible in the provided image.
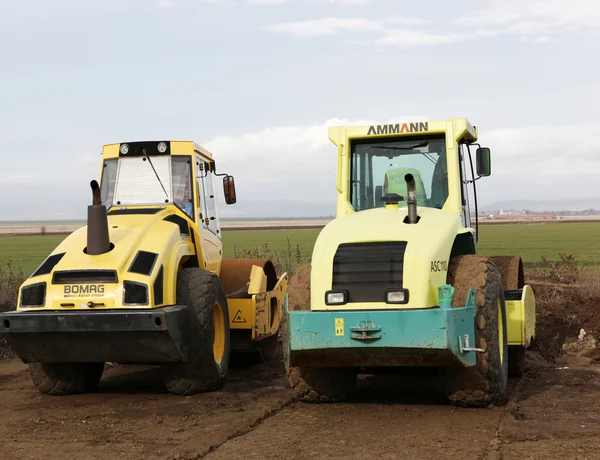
[335,318,344,336]
[233,310,247,323]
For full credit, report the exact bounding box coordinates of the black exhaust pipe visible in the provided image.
[405,173,418,224]
[87,180,111,255]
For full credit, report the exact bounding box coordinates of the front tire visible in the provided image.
[288,366,358,403]
[445,255,509,407]
[282,265,357,403]
[161,267,230,395]
[28,362,104,395]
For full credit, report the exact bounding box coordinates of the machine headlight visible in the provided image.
[385,289,409,304]
[120,143,130,154]
[325,290,348,305]
[157,141,168,153]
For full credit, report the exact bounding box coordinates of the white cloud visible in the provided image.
[457,0,600,39]
[376,29,470,47]
[480,123,600,181]
[385,16,430,27]
[157,0,177,7]
[264,17,382,37]
[202,0,372,5]
[263,0,598,46]
[265,17,472,47]
[0,172,39,185]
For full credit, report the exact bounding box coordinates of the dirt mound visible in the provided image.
[287,263,311,311]
[527,276,600,363]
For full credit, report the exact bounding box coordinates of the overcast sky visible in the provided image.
[0,0,598,220]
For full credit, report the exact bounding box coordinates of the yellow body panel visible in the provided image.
[18,206,195,311]
[311,207,473,311]
[228,269,288,340]
[506,285,536,347]
[255,274,287,340]
[228,298,256,331]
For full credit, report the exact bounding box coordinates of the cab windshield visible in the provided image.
[350,134,448,211]
[99,155,194,218]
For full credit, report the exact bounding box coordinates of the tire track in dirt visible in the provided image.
[204,360,600,460]
[0,361,295,460]
[197,396,296,459]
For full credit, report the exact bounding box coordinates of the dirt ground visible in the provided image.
[0,353,599,460]
[1,278,600,460]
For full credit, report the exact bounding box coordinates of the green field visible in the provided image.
[0,222,599,276]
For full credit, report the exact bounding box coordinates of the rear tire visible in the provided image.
[161,267,230,395]
[29,362,104,395]
[445,255,509,407]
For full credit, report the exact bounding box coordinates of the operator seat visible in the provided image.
[430,154,448,209]
[384,168,427,207]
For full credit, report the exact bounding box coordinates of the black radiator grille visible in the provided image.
[332,242,407,303]
[52,270,118,284]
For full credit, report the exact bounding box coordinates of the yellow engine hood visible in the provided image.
[18,207,196,310]
[310,206,473,311]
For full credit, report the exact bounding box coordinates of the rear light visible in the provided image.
[325,290,348,305]
[385,289,409,304]
[20,282,46,308]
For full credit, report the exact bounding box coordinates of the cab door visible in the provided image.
[458,143,472,229]
[195,156,222,274]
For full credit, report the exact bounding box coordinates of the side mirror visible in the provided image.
[476,147,491,177]
[223,175,237,205]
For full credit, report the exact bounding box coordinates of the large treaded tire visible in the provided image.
[28,362,105,395]
[288,366,358,403]
[445,255,509,407]
[161,267,230,395]
[282,265,357,403]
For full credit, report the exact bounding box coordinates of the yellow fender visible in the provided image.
[220,258,288,342]
[505,284,536,347]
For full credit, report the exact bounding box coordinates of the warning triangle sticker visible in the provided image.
[232,310,247,323]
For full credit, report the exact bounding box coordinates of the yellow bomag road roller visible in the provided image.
[0,140,287,395]
[283,118,535,407]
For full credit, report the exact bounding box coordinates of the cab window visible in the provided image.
[350,134,448,211]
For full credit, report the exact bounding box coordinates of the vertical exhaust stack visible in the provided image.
[405,173,418,224]
[87,180,111,255]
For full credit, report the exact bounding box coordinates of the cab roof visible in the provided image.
[101,140,215,162]
[328,117,478,146]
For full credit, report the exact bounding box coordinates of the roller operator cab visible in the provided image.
[284,118,535,407]
[0,140,288,396]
